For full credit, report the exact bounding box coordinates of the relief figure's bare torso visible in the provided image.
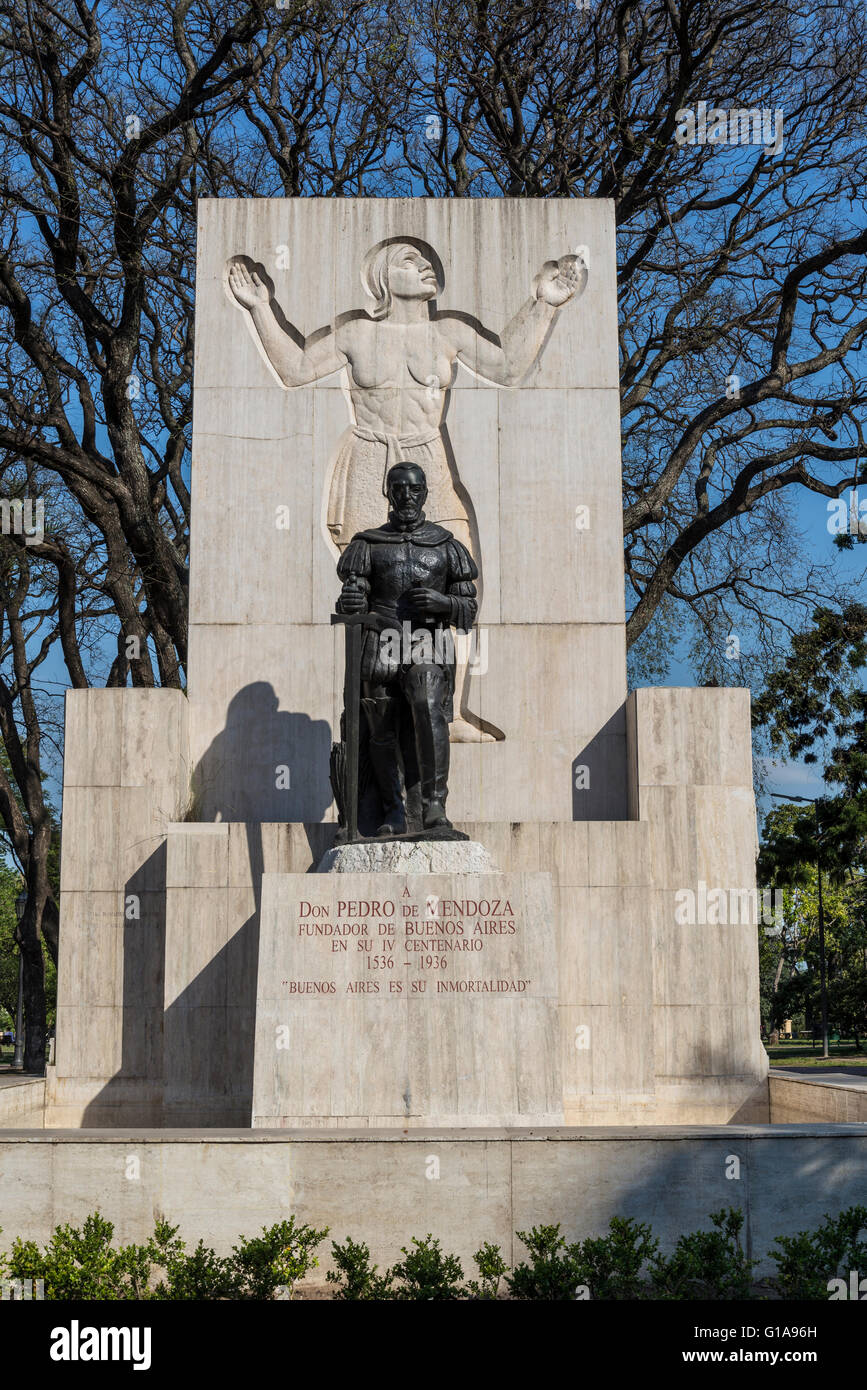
[339,320,455,435]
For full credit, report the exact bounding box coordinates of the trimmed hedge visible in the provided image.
[2,1205,866,1300]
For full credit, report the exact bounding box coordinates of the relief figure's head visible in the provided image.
[386,462,427,527]
[362,241,440,319]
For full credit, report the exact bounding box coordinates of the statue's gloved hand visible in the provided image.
[406,585,450,618]
[336,576,368,614]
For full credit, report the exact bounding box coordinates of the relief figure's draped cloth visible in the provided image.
[327,426,470,549]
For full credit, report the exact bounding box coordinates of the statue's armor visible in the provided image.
[337,519,477,694]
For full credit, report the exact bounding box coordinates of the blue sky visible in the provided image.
[663,479,865,818]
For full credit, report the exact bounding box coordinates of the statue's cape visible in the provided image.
[356,520,453,546]
[338,521,478,586]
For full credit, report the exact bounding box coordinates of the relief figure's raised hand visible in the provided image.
[228,260,271,310]
[534,251,589,307]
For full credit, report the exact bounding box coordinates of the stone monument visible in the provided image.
[48,197,768,1130]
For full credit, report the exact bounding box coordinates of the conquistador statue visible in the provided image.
[334,462,478,836]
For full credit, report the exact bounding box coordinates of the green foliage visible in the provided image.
[507,1223,584,1300]
[229,1217,329,1300]
[387,1234,465,1301]
[754,604,867,878]
[327,1235,508,1301]
[326,1237,393,1300]
[0,861,56,1029]
[507,1218,660,1300]
[770,1206,867,1300]
[466,1241,509,1300]
[752,604,867,771]
[758,801,867,1042]
[3,1206,866,1300]
[0,1212,329,1301]
[508,1213,754,1301]
[0,869,20,1026]
[754,591,867,1032]
[149,1221,239,1301]
[753,610,867,1040]
[577,1217,660,1300]
[650,1208,757,1300]
[4,1213,153,1300]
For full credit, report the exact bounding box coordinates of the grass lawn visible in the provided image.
[765,1038,867,1067]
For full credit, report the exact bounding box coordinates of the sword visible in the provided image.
[331,607,382,843]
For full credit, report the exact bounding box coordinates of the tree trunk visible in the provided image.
[18,835,54,1073]
[18,898,46,1073]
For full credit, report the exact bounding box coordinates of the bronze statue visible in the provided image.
[331,462,477,840]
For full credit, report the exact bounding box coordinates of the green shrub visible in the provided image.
[148,1222,238,1301]
[576,1217,660,1300]
[387,1234,464,1300]
[770,1206,867,1300]
[326,1237,394,1300]
[650,1208,757,1300]
[230,1217,329,1299]
[508,1218,660,1301]
[466,1242,509,1300]
[4,1205,866,1301]
[507,1224,584,1300]
[327,1236,508,1300]
[4,1213,154,1300]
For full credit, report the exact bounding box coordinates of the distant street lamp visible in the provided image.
[12,888,26,1070]
[769,793,829,1059]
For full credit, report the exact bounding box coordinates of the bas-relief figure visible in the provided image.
[226,236,588,743]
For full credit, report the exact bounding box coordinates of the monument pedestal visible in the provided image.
[252,868,561,1128]
[50,686,769,1128]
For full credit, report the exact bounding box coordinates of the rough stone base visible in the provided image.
[317,839,498,874]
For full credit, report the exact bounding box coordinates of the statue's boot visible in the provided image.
[361,695,406,836]
[367,741,406,836]
[423,799,450,830]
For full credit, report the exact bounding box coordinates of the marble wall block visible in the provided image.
[50,690,189,1126]
[190,197,628,824]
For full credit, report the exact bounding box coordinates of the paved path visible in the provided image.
[0,1070,43,1089]
[772,1066,867,1087]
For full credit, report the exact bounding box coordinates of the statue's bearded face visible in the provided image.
[386,246,438,302]
[388,468,427,525]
